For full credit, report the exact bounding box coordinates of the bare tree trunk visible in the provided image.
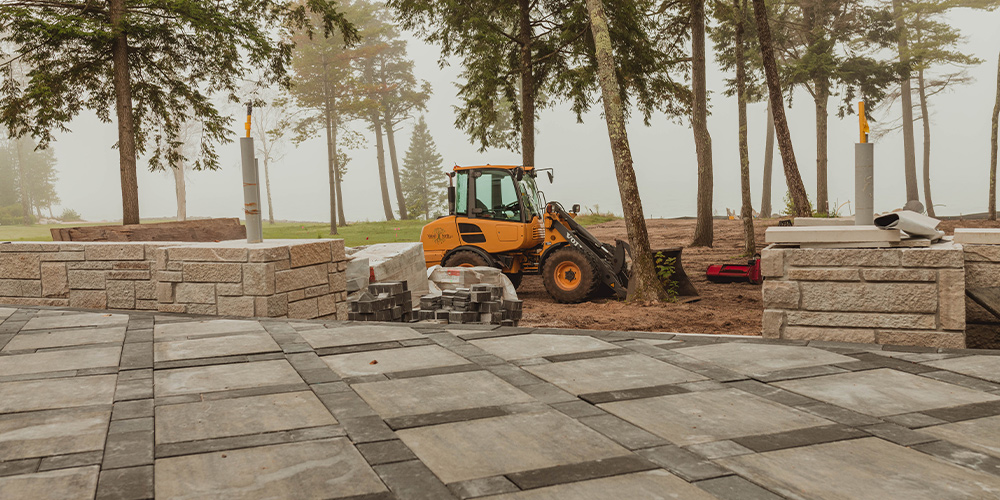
[14,138,31,225]
[385,119,408,219]
[110,0,140,225]
[916,69,935,218]
[335,166,347,226]
[335,113,346,227]
[172,149,186,221]
[761,101,775,217]
[325,104,339,236]
[371,111,395,221]
[736,0,756,256]
[893,0,919,204]
[691,0,714,247]
[518,0,535,167]
[814,80,829,215]
[990,50,999,220]
[752,0,810,216]
[585,0,666,303]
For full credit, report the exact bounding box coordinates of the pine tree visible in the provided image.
[400,117,447,219]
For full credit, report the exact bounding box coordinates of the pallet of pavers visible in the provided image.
[346,281,413,322]
[417,283,522,326]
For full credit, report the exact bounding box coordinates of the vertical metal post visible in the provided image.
[241,103,263,243]
[856,101,874,226]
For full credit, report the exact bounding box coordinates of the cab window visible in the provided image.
[454,171,468,215]
[474,170,521,222]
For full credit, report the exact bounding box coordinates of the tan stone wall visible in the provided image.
[761,243,966,348]
[962,244,1000,347]
[0,239,348,320]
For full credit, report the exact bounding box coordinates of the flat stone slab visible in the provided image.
[718,437,1000,499]
[299,325,424,348]
[483,470,717,499]
[523,354,706,395]
[600,388,831,446]
[0,374,116,414]
[922,415,1000,459]
[775,368,1000,417]
[155,391,337,444]
[322,345,469,377]
[2,326,126,352]
[0,346,122,377]
[925,356,1000,384]
[0,408,109,460]
[954,228,1000,244]
[765,226,901,244]
[397,411,629,483]
[153,319,266,341]
[0,466,99,500]
[153,331,280,362]
[353,371,534,418]
[22,312,128,331]
[154,359,302,397]
[0,307,15,322]
[469,334,620,361]
[673,343,855,376]
[154,439,387,499]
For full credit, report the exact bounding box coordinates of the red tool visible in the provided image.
[706,255,762,285]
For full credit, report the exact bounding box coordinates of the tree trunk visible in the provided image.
[752,0,810,216]
[335,164,347,226]
[815,79,829,215]
[893,0,919,205]
[761,101,775,217]
[172,149,186,221]
[385,118,408,219]
[584,0,667,303]
[324,99,339,236]
[518,0,535,167]
[691,0,714,247]
[14,138,31,225]
[736,0,756,256]
[109,0,140,225]
[990,50,999,220]
[371,110,395,221]
[916,69,935,218]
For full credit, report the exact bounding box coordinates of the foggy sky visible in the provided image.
[46,7,1000,224]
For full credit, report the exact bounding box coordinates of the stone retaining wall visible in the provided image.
[761,241,966,348]
[963,244,1000,347]
[0,239,347,320]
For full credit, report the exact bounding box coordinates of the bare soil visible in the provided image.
[518,217,1000,336]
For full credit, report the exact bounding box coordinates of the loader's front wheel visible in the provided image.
[442,250,491,268]
[543,248,599,303]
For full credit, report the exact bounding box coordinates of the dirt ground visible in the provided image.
[518,217,1000,336]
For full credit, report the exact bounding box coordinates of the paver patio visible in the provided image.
[2,306,1000,499]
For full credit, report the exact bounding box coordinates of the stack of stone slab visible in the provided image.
[416,283,523,326]
[346,281,413,322]
[348,243,427,309]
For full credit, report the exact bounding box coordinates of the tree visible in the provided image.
[761,102,776,217]
[401,116,447,219]
[752,0,811,216]
[0,0,354,225]
[893,0,921,205]
[691,0,716,247]
[251,93,299,224]
[991,51,1000,220]
[0,136,59,224]
[733,0,757,255]
[585,0,666,302]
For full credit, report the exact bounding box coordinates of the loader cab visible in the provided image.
[452,167,542,224]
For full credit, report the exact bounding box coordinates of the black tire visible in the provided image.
[542,247,599,303]
[504,272,523,289]
[442,250,491,268]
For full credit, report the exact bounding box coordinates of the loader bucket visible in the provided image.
[652,247,699,298]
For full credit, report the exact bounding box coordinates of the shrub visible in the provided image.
[0,204,33,225]
[60,208,82,221]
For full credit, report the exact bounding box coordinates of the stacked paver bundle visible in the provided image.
[417,283,522,326]
[346,281,413,322]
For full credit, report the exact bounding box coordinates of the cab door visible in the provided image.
[458,169,527,252]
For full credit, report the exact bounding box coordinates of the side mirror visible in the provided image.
[515,169,524,181]
[572,204,581,214]
[547,171,554,184]
[448,186,456,214]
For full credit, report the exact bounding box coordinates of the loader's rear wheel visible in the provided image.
[443,250,491,268]
[543,248,599,303]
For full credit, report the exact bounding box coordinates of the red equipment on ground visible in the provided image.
[706,256,763,285]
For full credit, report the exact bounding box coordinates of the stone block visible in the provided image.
[0,279,42,297]
[275,264,328,293]
[0,243,44,252]
[963,245,1000,262]
[183,262,242,283]
[135,281,156,300]
[785,249,900,268]
[786,311,936,329]
[275,259,290,271]
[761,249,785,278]
[762,281,799,309]
[68,261,113,270]
[186,304,218,315]
[305,284,329,298]
[174,283,216,304]
[38,251,85,261]
[288,298,319,319]
[317,294,337,317]
[255,295,288,317]
[0,253,40,279]
[155,271,183,283]
[861,269,936,282]
[329,271,347,293]
[107,270,150,281]
[84,244,146,261]
[799,282,937,313]
[783,326,876,344]
[875,330,965,349]
[787,268,860,281]
[762,310,785,338]
[156,283,175,303]
[217,296,255,317]
[288,289,306,302]
[331,239,346,262]
[900,248,963,268]
[766,226,901,244]
[954,228,1000,244]
[158,304,187,314]
[153,248,169,270]
[0,296,68,307]
[337,261,347,272]
[243,263,275,295]
[166,246,248,262]
[216,283,243,296]
[106,281,136,309]
[336,301,349,320]
[289,241,332,269]
[41,262,68,298]
[938,269,965,331]
[136,300,158,311]
[248,246,289,262]
[70,290,107,309]
[113,262,150,270]
[68,270,106,290]
[964,262,1000,288]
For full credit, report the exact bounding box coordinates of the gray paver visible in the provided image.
[397,411,629,483]
[469,334,620,361]
[2,326,126,352]
[775,368,1000,417]
[0,408,109,460]
[0,346,122,377]
[299,324,423,348]
[0,307,14,322]
[523,354,705,395]
[153,331,280,362]
[353,370,534,418]
[925,355,1000,384]
[22,313,128,331]
[674,343,856,376]
[154,438,387,499]
[152,319,265,341]
[0,374,116,413]
[600,388,831,446]
[0,466,99,500]
[322,345,469,377]
[718,437,1000,499]
[482,470,716,499]
[153,359,302,397]
[155,391,337,444]
[921,414,1000,458]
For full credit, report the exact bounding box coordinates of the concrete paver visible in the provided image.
[2,326,126,352]
[523,354,706,395]
[353,371,534,418]
[469,334,620,361]
[299,324,424,348]
[0,307,15,322]
[925,355,1000,384]
[153,359,302,397]
[322,344,469,377]
[922,415,1000,458]
[21,313,128,331]
[481,470,717,499]
[153,331,280,362]
[0,346,122,377]
[674,343,856,376]
[0,374,116,413]
[0,466,99,500]
[0,408,109,460]
[153,319,265,341]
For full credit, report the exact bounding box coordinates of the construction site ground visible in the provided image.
[518,217,1000,336]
